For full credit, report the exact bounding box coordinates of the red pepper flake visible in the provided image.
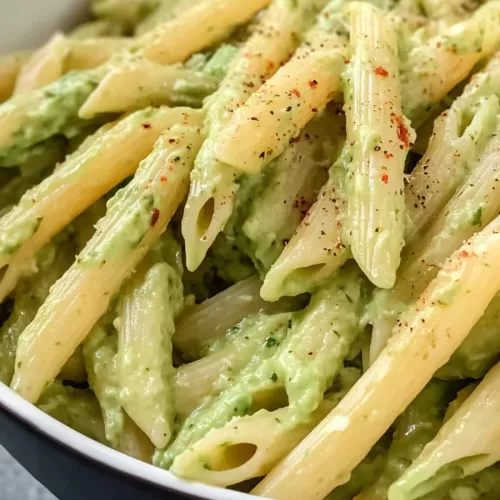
[142,122,151,129]
[381,174,389,184]
[150,208,160,227]
[290,88,301,98]
[309,80,318,88]
[266,60,275,71]
[459,250,469,258]
[160,176,167,182]
[385,153,393,159]
[436,42,442,48]
[374,66,389,77]
[344,57,351,64]
[391,113,410,149]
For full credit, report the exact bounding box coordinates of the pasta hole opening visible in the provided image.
[251,386,289,413]
[457,109,475,138]
[283,263,327,288]
[0,265,7,283]
[197,197,215,238]
[206,443,258,472]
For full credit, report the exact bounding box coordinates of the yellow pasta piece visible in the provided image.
[213,1,347,174]
[253,214,500,500]
[11,111,204,403]
[0,52,30,102]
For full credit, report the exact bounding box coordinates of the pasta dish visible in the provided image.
[1,0,500,498]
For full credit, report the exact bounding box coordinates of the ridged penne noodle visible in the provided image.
[10,111,204,403]
[344,2,413,289]
[90,0,159,28]
[369,125,500,362]
[174,312,293,416]
[174,276,297,359]
[234,106,344,274]
[79,57,221,117]
[83,312,124,448]
[252,214,500,500]
[388,361,500,500]
[0,52,29,102]
[172,403,333,487]
[171,369,361,486]
[137,0,272,65]
[0,107,186,302]
[405,54,500,241]
[213,0,348,174]
[120,414,155,463]
[70,19,126,39]
[420,0,485,23]
[260,147,351,302]
[401,2,500,127]
[181,0,322,271]
[117,241,184,448]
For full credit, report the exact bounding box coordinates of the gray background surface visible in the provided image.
[0,445,56,500]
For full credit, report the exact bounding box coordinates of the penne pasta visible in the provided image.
[344,2,414,289]
[388,361,500,499]
[213,0,348,174]
[0,52,29,102]
[260,146,351,301]
[181,0,323,271]
[253,214,500,500]
[401,2,500,128]
[0,107,187,302]
[117,237,184,448]
[10,111,204,403]
[405,53,500,242]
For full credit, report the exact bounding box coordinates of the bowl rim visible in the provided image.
[0,382,254,500]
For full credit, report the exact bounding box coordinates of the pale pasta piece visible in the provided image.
[388,361,500,500]
[344,2,413,289]
[260,147,350,302]
[171,404,332,487]
[0,107,187,302]
[65,37,133,70]
[118,253,183,448]
[405,54,500,241]
[10,111,204,403]
[420,0,485,23]
[369,125,500,363]
[402,1,500,127]
[137,0,272,65]
[173,276,296,359]
[120,414,155,463]
[174,312,293,416]
[252,214,500,500]
[79,57,219,117]
[90,0,158,28]
[0,52,29,102]
[181,0,321,271]
[213,0,348,174]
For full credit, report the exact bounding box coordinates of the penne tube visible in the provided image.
[136,0,272,65]
[420,0,486,23]
[171,368,361,487]
[120,414,155,463]
[10,111,204,403]
[213,0,348,174]
[79,57,221,117]
[174,312,294,417]
[234,106,345,274]
[344,2,414,289]
[171,403,333,487]
[388,362,500,500]
[405,54,500,241]
[181,0,324,271]
[402,2,500,127]
[0,239,75,385]
[369,125,500,362]
[90,0,159,28]
[252,214,500,500]
[0,52,29,102]
[66,37,133,71]
[117,238,184,449]
[70,19,126,38]
[0,107,187,302]
[173,276,298,360]
[57,347,87,383]
[83,311,124,449]
[260,146,351,302]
